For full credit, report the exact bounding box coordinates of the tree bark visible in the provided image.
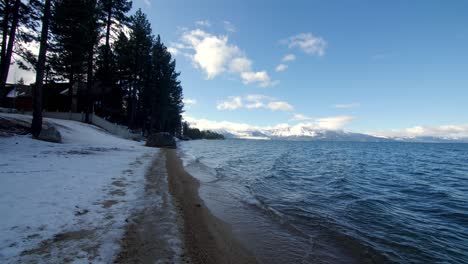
[104,7,112,72]
[85,44,93,123]
[0,0,20,92]
[1,0,10,65]
[31,0,51,138]
[68,68,74,111]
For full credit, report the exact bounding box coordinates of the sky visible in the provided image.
[10,0,468,137]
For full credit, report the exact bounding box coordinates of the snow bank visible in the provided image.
[0,114,156,263]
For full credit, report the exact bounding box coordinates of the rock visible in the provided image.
[0,116,30,136]
[146,132,176,148]
[38,125,62,143]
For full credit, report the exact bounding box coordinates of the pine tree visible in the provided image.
[31,0,52,138]
[98,0,131,79]
[50,0,95,110]
[127,9,152,129]
[146,35,183,135]
[94,0,131,119]
[112,31,132,122]
[0,0,41,99]
[83,0,101,122]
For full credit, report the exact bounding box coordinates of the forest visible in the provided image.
[0,0,184,137]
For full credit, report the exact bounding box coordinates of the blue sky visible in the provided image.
[12,0,468,136]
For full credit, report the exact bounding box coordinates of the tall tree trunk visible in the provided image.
[1,0,10,65]
[85,46,93,123]
[104,8,112,72]
[68,69,74,112]
[0,0,20,92]
[31,0,51,138]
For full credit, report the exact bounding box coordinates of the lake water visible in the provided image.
[179,140,468,264]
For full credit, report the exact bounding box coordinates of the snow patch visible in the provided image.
[0,114,155,263]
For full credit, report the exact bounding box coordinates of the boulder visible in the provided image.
[146,132,176,148]
[38,125,62,143]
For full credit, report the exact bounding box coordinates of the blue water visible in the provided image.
[179,140,468,264]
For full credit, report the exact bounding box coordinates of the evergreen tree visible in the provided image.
[126,9,152,129]
[83,0,101,122]
[146,35,183,135]
[31,0,52,137]
[94,0,131,117]
[50,0,98,111]
[112,31,132,121]
[98,0,131,78]
[0,0,41,99]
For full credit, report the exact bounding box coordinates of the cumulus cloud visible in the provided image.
[229,57,252,73]
[333,102,360,109]
[283,33,327,56]
[183,98,197,108]
[267,101,294,111]
[370,124,468,139]
[195,20,211,27]
[167,47,180,56]
[216,94,293,112]
[216,96,243,110]
[275,64,288,72]
[240,71,272,87]
[282,54,296,62]
[316,116,355,130]
[181,29,240,79]
[176,28,274,87]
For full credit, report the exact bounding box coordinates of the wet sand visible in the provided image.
[165,149,258,264]
[116,149,257,264]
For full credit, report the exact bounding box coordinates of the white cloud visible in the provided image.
[217,95,293,112]
[223,21,237,33]
[282,54,296,62]
[181,29,240,79]
[216,96,243,110]
[316,116,355,130]
[177,28,274,87]
[143,0,151,7]
[333,102,360,109]
[240,71,272,87]
[196,20,211,27]
[183,98,197,108]
[167,47,180,56]
[183,115,356,139]
[370,124,468,139]
[284,33,327,56]
[245,102,264,109]
[229,57,252,73]
[267,101,294,112]
[291,113,313,121]
[244,94,270,109]
[275,64,288,72]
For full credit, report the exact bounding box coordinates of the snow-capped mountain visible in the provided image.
[202,124,468,143]
[208,124,392,142]
[185,118,468,143]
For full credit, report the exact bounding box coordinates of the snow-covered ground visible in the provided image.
[0,114,156,263]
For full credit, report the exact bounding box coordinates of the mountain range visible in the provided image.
[207,124,468,143]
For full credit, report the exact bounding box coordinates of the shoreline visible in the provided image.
[165,149,258,264]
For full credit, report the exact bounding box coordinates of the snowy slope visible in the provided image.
[0,114,155,263]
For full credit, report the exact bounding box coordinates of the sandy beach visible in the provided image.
[115,149,257,264]
[166,149,257,264]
